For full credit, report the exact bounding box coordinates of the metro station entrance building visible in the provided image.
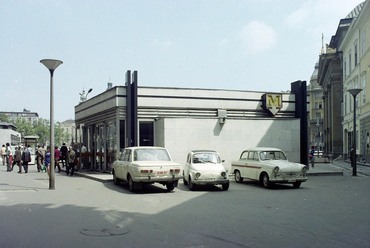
[74,71,307,172]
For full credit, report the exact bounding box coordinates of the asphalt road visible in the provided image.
[0,165,369,248]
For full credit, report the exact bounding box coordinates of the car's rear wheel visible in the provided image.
[188,176,195,191]
[293,182,301,188]
[222,182,229,191]
[128,175,136,192]
[166,182,175,191]
[235,170,243,183]
[261,173,271,189]
[113,171,120,185]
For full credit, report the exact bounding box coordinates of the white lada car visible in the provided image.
[231,147,308,189]
[183,150,229,191]
[112,146,182,192]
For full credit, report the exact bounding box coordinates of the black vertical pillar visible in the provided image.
[291,80,308,166]
[126,70,138,147]
[131,71,138,146]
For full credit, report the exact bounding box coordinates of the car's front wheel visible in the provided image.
[113,172,120,185]
[188,176,195,191]
[261,173,271,189]
[293,182,301,188]
[222,182,229,191]
[183,174,188,185]
[235,170,243,183]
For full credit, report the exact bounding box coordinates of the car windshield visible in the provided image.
[192,153,221,164]
[259,151,287,161]
[134,148,171,161]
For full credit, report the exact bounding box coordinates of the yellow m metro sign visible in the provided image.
[262,93,282,116]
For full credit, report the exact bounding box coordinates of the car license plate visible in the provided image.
[156,171,167,175]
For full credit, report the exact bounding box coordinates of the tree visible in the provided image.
[33,119,50,145]
[0,114,10,123]
[55,122,68,146]
[12,118,68,146]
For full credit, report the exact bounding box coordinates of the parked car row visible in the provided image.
[112,146,308,193]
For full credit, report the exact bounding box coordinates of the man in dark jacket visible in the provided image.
[21,145,31,173]
[12,146,22,173]
[60,143,68,168]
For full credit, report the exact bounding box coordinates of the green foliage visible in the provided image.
[55,122,68,146]
[12,118,67,146]
[0,114,10,122]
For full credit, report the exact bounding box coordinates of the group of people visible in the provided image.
[35,143,78,177]
[1,143,32,173]
[1,142,80,177]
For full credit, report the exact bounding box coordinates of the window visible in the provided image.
[362,74,367,104]
[354,42,358,66]
[349,51,352,72]
[248,151,258,161]
[361,31,366,57]
[240,151,248,160]
[344,60,347,79]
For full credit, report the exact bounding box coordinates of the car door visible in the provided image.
[242,151,259,180]
[115,151,124,179]
[121,149,131,181]
[237,151,249,178]
[248,151,260,180]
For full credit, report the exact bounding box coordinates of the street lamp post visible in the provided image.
[40,59,63,189]
[348,88,362,177]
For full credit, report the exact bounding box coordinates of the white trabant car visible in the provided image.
[231,147,308,189]
[112,146,182,192]
[183,150,229,191]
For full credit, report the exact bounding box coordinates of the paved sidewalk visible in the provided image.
[331,159,370,177]
[74,170,113,183]
[306,162,344,176]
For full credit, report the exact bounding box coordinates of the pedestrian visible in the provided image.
[80,144,87,169]
[12,146,22,173]
[5,143,12,172]
[54,146,61,173]
[66,146,76,176]
[21,145,32,173]
[36,145,45,172]
[44,146,51,176]
[309,146,315,168]
[1,144,6,166]
[60,143,68,168]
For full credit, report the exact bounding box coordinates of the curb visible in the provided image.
[307,171,344,176]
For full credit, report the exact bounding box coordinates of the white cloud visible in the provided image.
[284,1,312,29]
[239,21,277,55]
[284,0,365,29]
[151,39,173,49]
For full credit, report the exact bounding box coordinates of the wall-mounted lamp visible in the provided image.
[218,109,227,124]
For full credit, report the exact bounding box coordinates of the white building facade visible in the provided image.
[340,0,370,161]
[75,72,307,172]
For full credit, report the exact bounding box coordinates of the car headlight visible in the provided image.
[273,166,279,174]
[195,172,201,179]
[221,171,227,178]
[302,166,308,174]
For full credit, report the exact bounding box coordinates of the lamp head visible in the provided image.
[40,59,63,71]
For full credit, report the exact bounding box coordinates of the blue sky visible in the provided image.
[0,0,365,122]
